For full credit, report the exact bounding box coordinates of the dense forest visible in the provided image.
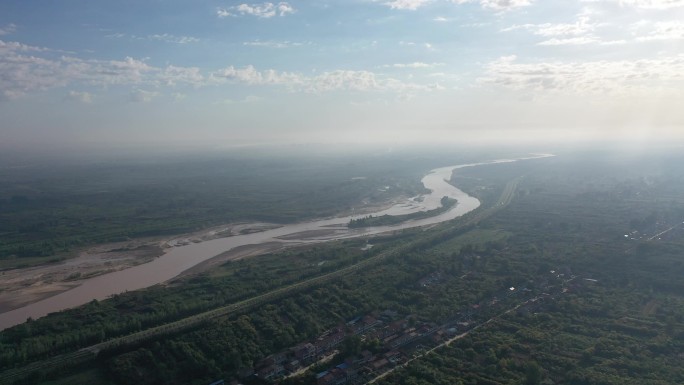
[1,150,683,385]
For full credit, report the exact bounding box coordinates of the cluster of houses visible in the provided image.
[235,311,448,383]
[222,266,579,385]
[312,312,496,385]
[241,287,534,384]
[417,271,443,288]
[240,315,382,381]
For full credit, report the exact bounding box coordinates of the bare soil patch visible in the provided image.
[0,239,164,313]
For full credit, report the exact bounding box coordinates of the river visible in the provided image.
[0,154,551,330]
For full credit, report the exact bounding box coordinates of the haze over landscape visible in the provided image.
[1,2,684,385]
[2,0,684,149]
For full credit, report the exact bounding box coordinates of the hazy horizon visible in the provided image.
[1,1,683,149]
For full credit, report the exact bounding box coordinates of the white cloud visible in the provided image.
[535,36,626,45]
[507,12,684,46]
[308,70,381,92]
[218,95,265,104]
[0,23,17,36]
[503,19,596,37]
[480,0,532,9]
[381,0,532,10]
[1,36,439,100]
[211,65,304,86]
[454,0,532,10]
[160,65,204,87]
[217,9,232,17]
[0,39,48,54]
[537,36,600,45]
[386,62,445,68]
[1,40,68,98]
[106,32,199,44]
[502,14,630,46]
[480,54,684,96]
[210,65,440,94]
[148,34,199,44]
[589,0,684,9]
[105,32,126,39]
[384,0,432,10]
[307,70,443,93]
[244,95,264,102]
[65,90,93,103]
[95,57,156,85]
[129,88,159,103]
[217,2,295,18]
[243,40,305,48]
[636,21,684,41]
[0,42,157,99]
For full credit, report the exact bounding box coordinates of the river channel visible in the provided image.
[0,155,550,330]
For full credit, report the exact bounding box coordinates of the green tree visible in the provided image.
[525,361,542,385]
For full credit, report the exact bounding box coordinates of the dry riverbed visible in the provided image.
[0,240,164,313]
[0,197,410,314]
[0,222,284,313]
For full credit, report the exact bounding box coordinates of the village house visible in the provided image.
[355,350,374,365]
[384,350,402,364]
[292,342,317,363]
[349,315,381,335]
[285,359,301,373]
[316,363,358,385]
[367,358,389,372]
[315,327,346,355]
[256,363,285,380]
[385,330,420,350]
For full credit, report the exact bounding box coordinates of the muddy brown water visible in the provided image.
[0,155,551,330]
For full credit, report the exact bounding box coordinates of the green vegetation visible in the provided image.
[0,151,443,266]
[376,151,684,385]
[1,149,683,385]
[348,196,457,228]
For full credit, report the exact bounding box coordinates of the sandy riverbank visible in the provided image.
[0,240,164,313]
[0,198,399,313]
[0,222,289,313]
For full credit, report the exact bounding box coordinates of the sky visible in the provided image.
[1,0,683,149]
